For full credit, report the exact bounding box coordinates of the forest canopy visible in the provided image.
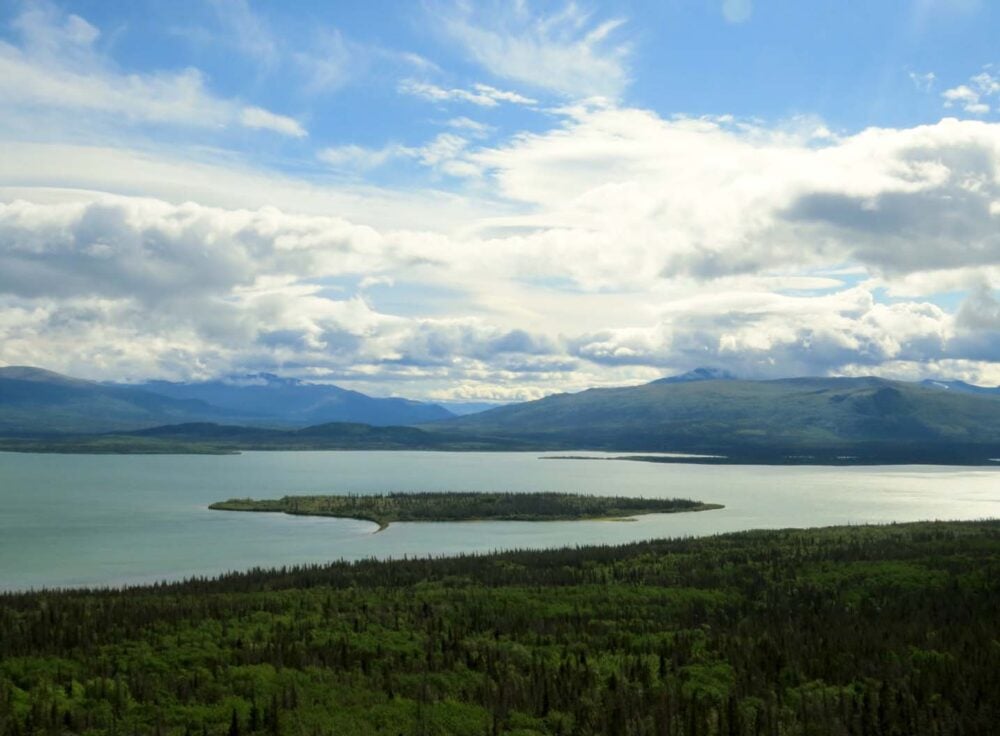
[209,492,722,530]
[2,520,998,735]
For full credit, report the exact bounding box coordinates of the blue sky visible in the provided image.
[0,0,999,399]
[3,1,994,168]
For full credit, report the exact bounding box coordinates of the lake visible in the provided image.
[1,450,997,591]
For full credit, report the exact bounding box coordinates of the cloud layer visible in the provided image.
[3,108,1000,394]
[1,2,999,397]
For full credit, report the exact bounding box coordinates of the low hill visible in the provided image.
[0,420,534,453]
[128,421,458,449]
[429,375,1000,461]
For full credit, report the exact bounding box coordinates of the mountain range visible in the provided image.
[1,365,999,463]
[0,366,453,434]
[136,373,454,426]
[428,370,1000,461]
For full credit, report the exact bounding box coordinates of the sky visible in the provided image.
[1,0,999,401]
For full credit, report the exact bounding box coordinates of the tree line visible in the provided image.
[1,520,998,735]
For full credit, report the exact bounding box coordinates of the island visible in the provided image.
[209,491,723,531]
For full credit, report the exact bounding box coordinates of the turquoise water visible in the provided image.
[1,451,997,591]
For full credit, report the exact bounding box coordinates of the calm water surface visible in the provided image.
[1,451,997,591]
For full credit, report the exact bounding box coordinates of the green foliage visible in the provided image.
[210,492,720,529]
[1,521,999,734]
[0,422,532,454]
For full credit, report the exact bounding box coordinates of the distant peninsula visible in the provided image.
[209,492,723,531]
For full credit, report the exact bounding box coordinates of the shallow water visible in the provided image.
[1,450,997,590]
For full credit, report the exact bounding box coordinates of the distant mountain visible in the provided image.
[429,375,1000,461]
[0,366,453,435]
[6,366,1000,462]
[0,366,236,434]
[920,379,1000,396]
[136,373,453,426]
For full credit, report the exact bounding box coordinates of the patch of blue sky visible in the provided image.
[308,275,472,318]
[363,280,477,318]
[878,288,969,312]
[612,1,998,130]
[6,0,996,187]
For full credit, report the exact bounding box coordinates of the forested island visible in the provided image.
[1,520,998,735]
[210,492,721,531]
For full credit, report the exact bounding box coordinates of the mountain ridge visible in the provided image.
[426,373,1000,458]
[0,366,453,434]
[3,365,1000,463]
[135,373,453,426]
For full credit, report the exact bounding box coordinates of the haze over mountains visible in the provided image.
[1,365,999,462]
[137,373,454,427]
[0,366,454,433]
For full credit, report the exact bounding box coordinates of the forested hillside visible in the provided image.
[2,520,998,735]
[433,375,1000,460]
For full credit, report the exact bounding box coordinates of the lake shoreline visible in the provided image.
[544,454,1000,467]
[3,443,1000,466]
[209,491,724,532]
[3,451,997,592]
[3,517,995,596]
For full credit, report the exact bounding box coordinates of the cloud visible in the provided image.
[206,1,442,97]
[0,140,509,231]
[721,0,753,24]
[208,0,280,68]
[4,0,1000,398]
[567,287,959,380]
[437,2,630,99]
[0,194,581,390]
[2,181,999,393]
[446,117,494,137]
[0,197,396,302]
[399,80,536,107]
[956,285,1000,331]
[318,133,477,176]
[0,4,307,136]
[464,109,1000,284]
[240,106,307,137]
[206,0,355,93]
[909,71,936,92]
[318,144,405,170]
[942,68,999,115]
[293,29,356,93]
